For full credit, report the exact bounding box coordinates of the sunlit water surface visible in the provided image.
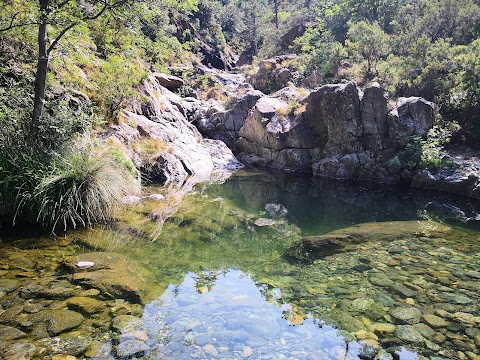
[1,170,480,360]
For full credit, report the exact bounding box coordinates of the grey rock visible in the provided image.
[111,315,143,333]
[63,252,152,304]
[390,307,422,325]
[440,292,474,304]
[394,325,425,343]
[0,342,36,360]
[115,339,149,358]
[36,335,92,356]
[153,72,184,89]
[0,279,21,294]
[107,75,243,184]
[0,325,27,340]
[387,97,435,147]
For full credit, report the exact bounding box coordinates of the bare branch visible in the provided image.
[0,12,39,32]
[47,22,77,54]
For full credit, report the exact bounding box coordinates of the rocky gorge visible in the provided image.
[105,55,479,200]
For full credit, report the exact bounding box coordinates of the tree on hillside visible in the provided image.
[346,21,390,74]
[0,0,132,135]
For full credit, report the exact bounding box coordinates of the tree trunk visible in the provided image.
[32,0,49,135]
[252,12,258,55]
[273,0,279,29]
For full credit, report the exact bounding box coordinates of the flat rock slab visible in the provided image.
[62,252,151,304]
[285,220,451,262]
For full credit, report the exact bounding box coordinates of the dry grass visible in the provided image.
[133,138,173,164]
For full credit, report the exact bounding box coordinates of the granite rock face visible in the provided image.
[105,74,243,184]
[234,81,435,183]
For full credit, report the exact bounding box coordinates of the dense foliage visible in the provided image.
[192,0,480,146]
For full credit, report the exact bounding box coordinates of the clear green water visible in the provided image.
[1,170,480,359]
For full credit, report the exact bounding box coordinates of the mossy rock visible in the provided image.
[61,252,152,304]
[284,220,451,262]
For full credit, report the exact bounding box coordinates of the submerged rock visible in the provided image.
[0,325,27,340]
[36,335,92,356]
[30,310,84,336]
[390,307,422,325]
[115,339,149,358]
[394,325,425,343]
[111,315,143,333]
[0,341,36,360]
[62,252,151,304]
[285,220,450,262]
[0,279,21,294]
[254,218,277,227]
[66,296,104,315]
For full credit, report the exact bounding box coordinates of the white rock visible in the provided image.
[145,194,165,200]
[254,218,276,227]
[76,261,95,269]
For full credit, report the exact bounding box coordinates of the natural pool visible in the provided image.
[0,170,480,360]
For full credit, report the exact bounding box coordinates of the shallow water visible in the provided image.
[1,170,480,359]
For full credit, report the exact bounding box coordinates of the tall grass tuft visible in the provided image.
[0,141,140,232]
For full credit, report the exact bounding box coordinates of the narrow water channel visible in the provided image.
[1,170,479,359]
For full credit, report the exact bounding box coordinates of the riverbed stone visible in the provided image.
[0,342,36,360]
[465,271,480,279]
[394,325,425,343]
[39,280,77,299]
[0,304,24,323]
[423,314,449,328]
[0,325,27,340]
[36,335,92,356]
[332,311,365,332]
[115,340,149,358]
[20,284,43,299]
[474,335,480,347]
[390,307,422,325]
[63,252,151,304]
[66,296,104,315]
[0,279,21,294]
[30,309,84,336]
[413,323,436,340]
[452,312,480,326]
[370,323,396,336]
[111,314,143,333]
[203,344,219,357]
[440,293,473,305]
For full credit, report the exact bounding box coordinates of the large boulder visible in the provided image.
[195,90,262,148]
[246,56,296,94]
[360,83,389,154]
[411,153,480,200]
[153,72,184,90]
[236,95,313,172]
[387,97,435,147]
[304,81,363,158]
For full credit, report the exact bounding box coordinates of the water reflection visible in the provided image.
[136,269,394,359]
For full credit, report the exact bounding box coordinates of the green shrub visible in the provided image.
[0,141,140,232]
